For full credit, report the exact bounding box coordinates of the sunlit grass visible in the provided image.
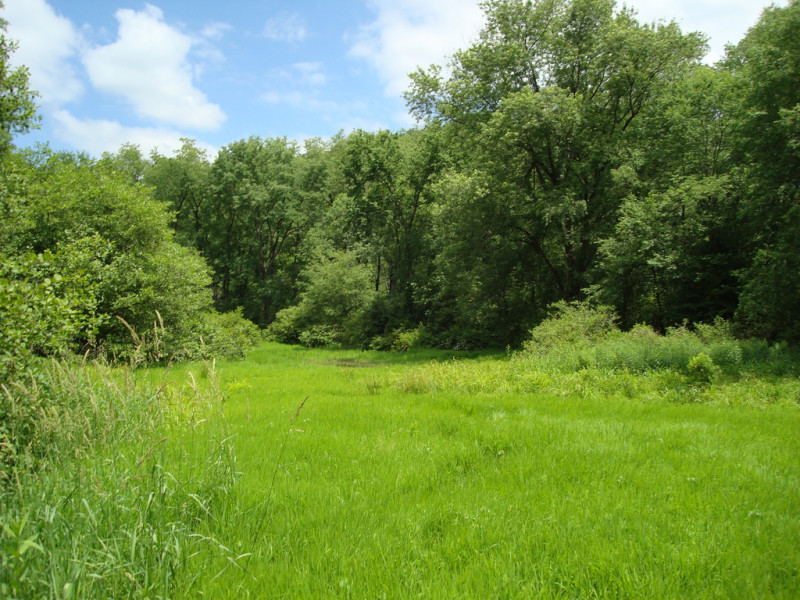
[4,343,797,597]
[157,343,800,599]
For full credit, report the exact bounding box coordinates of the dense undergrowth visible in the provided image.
[393,304,800,406]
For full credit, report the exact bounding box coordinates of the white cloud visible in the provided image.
[82,4,225,130]
[622,0,789,63]
[292,62,327,86]
[4,0,84,106]
[351,0,787,95]
[200,21,233,41]
[263,13,307,43]
[51,109,217,157]
[350,0,485,96]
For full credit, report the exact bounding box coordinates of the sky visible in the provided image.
[3,0,788,157]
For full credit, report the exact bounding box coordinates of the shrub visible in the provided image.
[0,248,101,382]
[1,150,234,363]
[523,301,618,354]
[198,308,263,359]
[299,324,344,348]
[519,306,795,378]
[687,352,721,383]
[392,324,431,351]
[269,251,380,348]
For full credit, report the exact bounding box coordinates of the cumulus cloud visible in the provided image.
[4,0,84,106]
[263,13,307,43]
[350,0,485,96]
[83,4,225,130]
[51,109,217,157]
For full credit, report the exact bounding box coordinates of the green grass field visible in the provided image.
[147,343,800,598]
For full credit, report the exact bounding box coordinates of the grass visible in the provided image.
[159,343,800,599]
[4,341,800,598]
[0,359,240,599]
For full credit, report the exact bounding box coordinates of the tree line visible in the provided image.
[3,0,800,362]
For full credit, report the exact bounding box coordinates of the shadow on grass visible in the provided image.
[247,342,507,368]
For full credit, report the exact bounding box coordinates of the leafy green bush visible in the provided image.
[1,149,239,362]
[269,251,380,347]
[199,308,264,359]
[523,301,618,354]
[519,303,797,377]
[0,251,98,383]
[687,352,721,383]
[392,324,431,351]
[299,324,344,348]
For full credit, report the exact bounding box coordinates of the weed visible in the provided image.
[0,359,241,599]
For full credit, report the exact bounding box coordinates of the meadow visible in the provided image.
[170,341,798,598]
[3,339,800,598]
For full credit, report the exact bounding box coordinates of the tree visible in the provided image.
[406,0,705,345]
[594,176,743,330]
[144,139,212,247]
[1,149,220,358]
[591,63,748,330]
[269,250,381,347]
[337,128,443,324]
[202,137,326,325]
[724,0,800,340]
[0,6,38,154]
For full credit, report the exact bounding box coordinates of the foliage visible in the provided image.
[0,11,39,155]
[686,352,720,383]
[736,208,800,341]
[0,148,263,362]
[201,137,328,326]
[403,0,708,346]
[337,128,444,326]
[198,308,264,360]
[4,0,800,355]
[593,175,744,329]
[144,139,212,247]
[523,301,618,352]
[269,251,381,347]
[519,304,797,378]
[0,249,99,383]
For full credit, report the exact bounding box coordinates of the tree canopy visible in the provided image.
[3,0,800,355]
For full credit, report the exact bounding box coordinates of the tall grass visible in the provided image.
[390,304,800,400]
[0,359,242,599]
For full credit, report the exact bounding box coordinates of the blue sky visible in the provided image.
[4,0,787,157]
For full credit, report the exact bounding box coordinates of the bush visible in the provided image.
[687,352,721,383]
[392,324,431,351]
[299,324,344,348]
[1,150,232,363]
[519,305,796,377]
[269,251,380,348]
[0,249,100,382]
[199,308,263,359]
[523,301,618,354]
